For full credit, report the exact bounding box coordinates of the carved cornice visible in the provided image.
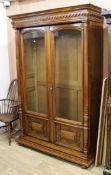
[9,4,103,28]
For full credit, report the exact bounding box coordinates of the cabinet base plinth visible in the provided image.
[17,136,95,168]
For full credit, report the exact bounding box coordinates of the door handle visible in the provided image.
[48,85,53,91]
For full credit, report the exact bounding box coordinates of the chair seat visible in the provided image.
[0,114,18,123]
[0,79,19,145]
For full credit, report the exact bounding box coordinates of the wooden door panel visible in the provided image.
[54,28,82,87]
[56,88,82,121]
[24,115,49,141]
[50,25,83,123]
[21,28,48,115]
[55,123,83,151]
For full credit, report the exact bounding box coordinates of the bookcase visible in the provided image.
[10,4,103,167]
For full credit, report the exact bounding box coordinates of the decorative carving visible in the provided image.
[73,131,81,147]
[10,5,103,28]
[25,116,49,140]
[55,123,83,150]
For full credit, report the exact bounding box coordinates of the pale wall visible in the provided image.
[0,3,10,99]
[6,0,111,16]
[6,0,109,79]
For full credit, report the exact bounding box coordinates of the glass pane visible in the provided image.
[55,29,83,121]
[23,31,47,114]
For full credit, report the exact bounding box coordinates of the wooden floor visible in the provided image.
[0,129,104,175]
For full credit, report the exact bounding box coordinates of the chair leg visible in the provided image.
[10,122,13,130]
[8,123,12,146]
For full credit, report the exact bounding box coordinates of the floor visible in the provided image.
[0,129,103,175]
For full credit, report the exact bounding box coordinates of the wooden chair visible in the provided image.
[0,79,19,145]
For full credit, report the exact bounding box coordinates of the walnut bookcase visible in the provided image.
[10,4,103,167]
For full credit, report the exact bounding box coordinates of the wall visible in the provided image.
[6,0,111,16]
[0,3,10,99]
[6,0,109,79]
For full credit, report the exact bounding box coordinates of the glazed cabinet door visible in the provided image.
[50,24,84,150]
[21,27,50,141]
